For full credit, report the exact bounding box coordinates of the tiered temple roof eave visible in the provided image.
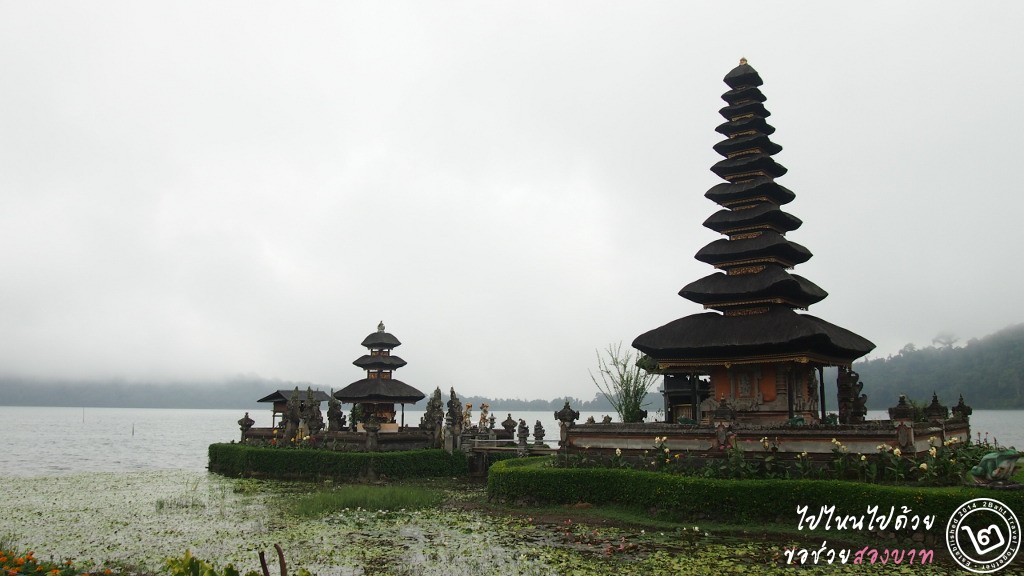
[632,308,875,365]
[353,354,408,370]
[721,85,766,105]
[723,62,763,88]
[710,155,788,181]
[694,232,812,267]
[703,204,802,234]
[360,331,402,349]
[679,269,827,308]
[334,378,426,403]
[712,134,782,158]
[257,389,332,404]
[705,178,795,207]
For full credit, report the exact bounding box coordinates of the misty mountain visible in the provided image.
[854,323,1024,410]
[0,374,662,415]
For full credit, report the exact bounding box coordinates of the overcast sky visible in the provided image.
[2,2,1022,401]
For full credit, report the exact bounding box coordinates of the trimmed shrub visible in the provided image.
[487,458,1024,526]
[208,444,467,480]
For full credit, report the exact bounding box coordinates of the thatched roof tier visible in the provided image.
[257,389,331,404]
[719,101,771,121]
[703,204,802,234]
[333,378,425,403]
[361,330,401,349]
[695,231,812,268]
[711,154,787,182]
[705,177,795,207]
[633,60,873,369]
[680,268,827,309]
[715,116,775,137]
[352,354,407,370]
[712,133,782,158]
[632,307,874,367]
[723,61,763,89]
[721,85,765,106]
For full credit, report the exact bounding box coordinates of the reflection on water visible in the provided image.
[2,406,1021,477]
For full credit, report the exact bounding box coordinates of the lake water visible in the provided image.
[2,406,1021,477]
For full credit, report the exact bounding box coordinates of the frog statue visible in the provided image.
[970,449,1020,486]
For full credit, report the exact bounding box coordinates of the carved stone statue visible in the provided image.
[327,394,343,432]
[463,402,473,430]
[837,367,868,424]
[283,387,301,441]
[306,387,324,434]
[970,450,1020,485]
[421,387,445,448]
[533,420,545,445]
[516,418,529,449]
[446,387,463,435]
[478,403,490,430]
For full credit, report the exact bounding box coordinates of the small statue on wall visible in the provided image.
[478,403,490,430]
[306,387,324,434]
[446,387,463,434]
[327,394,343,432]
[970,450,1020,486]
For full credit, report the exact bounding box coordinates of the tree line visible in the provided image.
[854,323,1024,410]
[0,374,662,413]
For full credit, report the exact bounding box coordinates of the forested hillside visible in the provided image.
[854,324,1024,409]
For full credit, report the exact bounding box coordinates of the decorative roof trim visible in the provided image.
[656,352,856,370]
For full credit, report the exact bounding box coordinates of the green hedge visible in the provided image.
[208,443,468,480]
[487,458,1024,525]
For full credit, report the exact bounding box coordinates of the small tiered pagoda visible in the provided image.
[633,59,875,426]
[334,321,425,430]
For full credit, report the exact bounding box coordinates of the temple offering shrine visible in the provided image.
[334,321,425,431]
[633,59,875,426]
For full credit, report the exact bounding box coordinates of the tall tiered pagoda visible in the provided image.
[633,59,875,425]
[334,321,425,429]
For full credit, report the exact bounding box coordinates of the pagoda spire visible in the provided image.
[634,60,873,371]
[681,58,828,316]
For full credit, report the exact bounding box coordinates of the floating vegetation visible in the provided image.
[289,485,443,517]
[0,471,974,575]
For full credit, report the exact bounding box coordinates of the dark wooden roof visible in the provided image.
[712,133,782,158]
[721,85,765,105]
[719,101,770,121]
[715,117,775,138]
[724,61,763,89]
[695,232,812,268]
[632,60,874,365]
[353,354,407,370]
[705,177,795,207]
[361,331,401,349]
[680,268,827,309]
[257,389,331,404]
[333,379,425,403]
[711,154,787,181]
[632,307,875,365]
[703,204,802,234]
